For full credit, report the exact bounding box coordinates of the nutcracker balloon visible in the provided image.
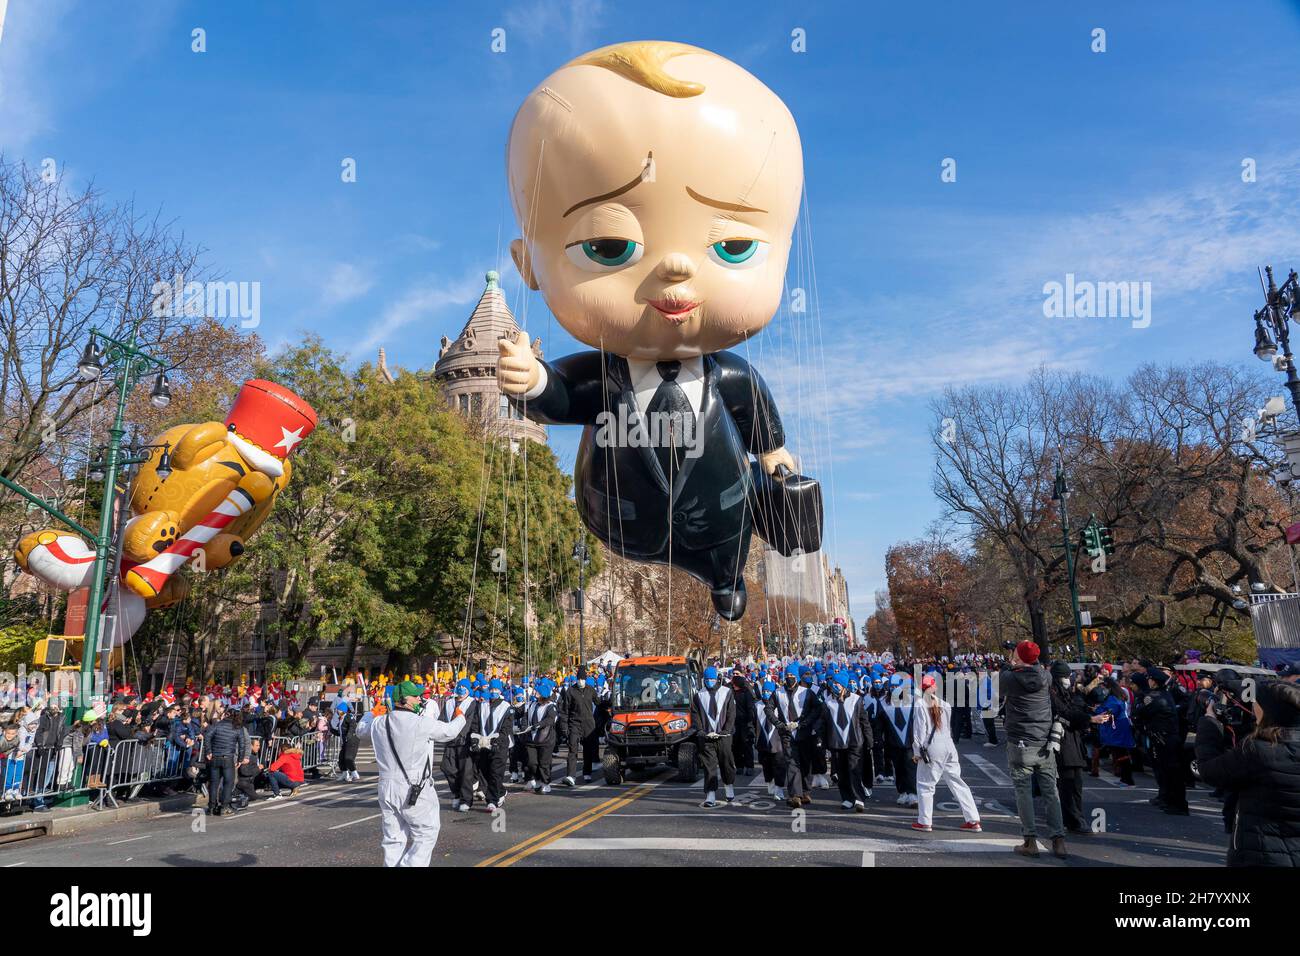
[14,379,317,646]
[496,41,822,621]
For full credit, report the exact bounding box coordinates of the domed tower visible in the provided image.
[433,270,547,445]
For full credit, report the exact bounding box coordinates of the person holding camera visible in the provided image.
[356,679,467,867]
[1195,680,1300,866]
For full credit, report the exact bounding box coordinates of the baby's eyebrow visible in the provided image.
[686,187,767,214]
[563,152,654,217]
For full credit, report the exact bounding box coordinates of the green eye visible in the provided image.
[582,239,637,266]
[711,239,758,264]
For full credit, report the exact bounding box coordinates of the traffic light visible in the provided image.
[1098,524,1115,555]
[1081,518,1101,558]
[1085,629,1103,644]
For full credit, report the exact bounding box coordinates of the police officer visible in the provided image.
[561,666,597,785]
[1133,669,1189,815]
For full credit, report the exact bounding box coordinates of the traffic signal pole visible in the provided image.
[1053,463,1086,661]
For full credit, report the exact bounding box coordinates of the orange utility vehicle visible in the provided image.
[602,655,701,784]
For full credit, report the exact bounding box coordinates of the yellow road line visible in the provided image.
[476,778,662,868]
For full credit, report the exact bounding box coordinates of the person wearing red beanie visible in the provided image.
[1003,639,1067,859]
[1015,641,1041,665]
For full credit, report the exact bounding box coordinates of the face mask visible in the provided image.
[761,692,772,701]
[491,692,502,700]
[705,680,718,689]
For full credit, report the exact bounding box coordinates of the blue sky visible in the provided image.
[4,0,1300,627]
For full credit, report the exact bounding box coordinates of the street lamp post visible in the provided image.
[1251,265,1300,418]
[72,325,169,721]
[572,539,589,665]
[1052,462,1086,661]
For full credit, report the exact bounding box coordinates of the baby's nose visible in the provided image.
[655,252,696,282]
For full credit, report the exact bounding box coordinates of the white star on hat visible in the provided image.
[274,425,305,454]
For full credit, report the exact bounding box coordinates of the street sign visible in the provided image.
[1079,595,1096,602]
[1080,610,1092,626]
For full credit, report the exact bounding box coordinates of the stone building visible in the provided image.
[432,270,546,446]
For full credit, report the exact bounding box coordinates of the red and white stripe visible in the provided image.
[124,485,257,596]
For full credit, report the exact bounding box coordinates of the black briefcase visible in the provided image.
[748,463,823,557]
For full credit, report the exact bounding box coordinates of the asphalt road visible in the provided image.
[0,731,1233,868]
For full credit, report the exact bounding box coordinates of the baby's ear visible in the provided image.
[510,238,540,291]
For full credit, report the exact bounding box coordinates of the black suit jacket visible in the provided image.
[690,685,737,737]
[514,351,785,556]
[822,694,873,751]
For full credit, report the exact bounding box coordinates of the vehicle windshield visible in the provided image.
[613,665,693,711]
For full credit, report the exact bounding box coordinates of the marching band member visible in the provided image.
[775,665,822,807]
[911,673,982,832]
[509,687,529,783]
[470,678,514,812]
[822,672,872,812]
[690,666,737,808]
[438,679,478,813]
[881,674,919,806]
[751,680,787,801]
[524,680,559,793]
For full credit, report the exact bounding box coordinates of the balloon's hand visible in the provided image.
[759,447,796,476]
[497,330,540,396]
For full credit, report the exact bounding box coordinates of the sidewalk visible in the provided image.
[0,790,198,842]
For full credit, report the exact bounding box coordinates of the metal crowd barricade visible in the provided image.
[96,736,193,809]
[300,730,339,775]
[0,743,75,806]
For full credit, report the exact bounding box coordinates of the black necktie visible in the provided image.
[645,361,694,479]
[708,688,718,720]
[837,700,849,730]
[895,706,906,730]
[788,690,798,722]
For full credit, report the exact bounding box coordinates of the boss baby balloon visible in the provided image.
[497,41,821,620]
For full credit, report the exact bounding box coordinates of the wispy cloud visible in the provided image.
[503,0,606,56]
[321,263,375,308]
[347,271,484,360]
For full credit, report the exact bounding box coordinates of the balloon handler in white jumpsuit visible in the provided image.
[910,673,982,833]
[356,680,466,866]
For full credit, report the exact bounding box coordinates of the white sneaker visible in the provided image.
[583,774,592,782]
[983,742,998,748]
[775,789,786,800]
[724,785,735,800]
[265,794,281,801]
[896,794,908,806]
[854,800,866,812]
[874,774,886,784]
[864,788,873,798]
[486,802,497,812]
[529,780,539,791]
[766,783,776,795]
[456,803,470,813]
[541,785,552,794]
[907,793,919,807]
[841,800,854,810]
[563,776,576,787]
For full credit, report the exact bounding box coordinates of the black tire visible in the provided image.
[675,741,698,782]
[602,751,623,786]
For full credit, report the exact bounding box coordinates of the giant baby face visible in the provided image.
[507,42,804,361]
